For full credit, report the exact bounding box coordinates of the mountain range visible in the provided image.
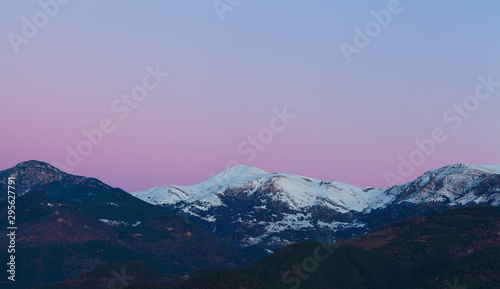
[132,163,500,258]
[0,160,499,288]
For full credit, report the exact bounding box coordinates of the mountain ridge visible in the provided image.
[133,162,500,210]
[131,162,500,257]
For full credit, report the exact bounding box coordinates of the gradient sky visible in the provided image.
[1,1,500,192]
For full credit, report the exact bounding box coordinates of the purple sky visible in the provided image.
[1,1,500,192]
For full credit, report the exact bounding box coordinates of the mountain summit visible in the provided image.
[0,160,102,200]
[214,163,268,177]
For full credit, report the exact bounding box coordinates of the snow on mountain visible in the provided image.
[132,164,391,213]
[132,165,265,206]
[387,163,500,205]
[131,163,500,257]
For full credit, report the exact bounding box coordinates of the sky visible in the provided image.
[1,1,500,192]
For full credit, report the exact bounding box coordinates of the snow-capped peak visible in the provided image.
[213,164,268,177]
[130,165,267,207]
[384,163,500,205]
[132,165,393,213]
